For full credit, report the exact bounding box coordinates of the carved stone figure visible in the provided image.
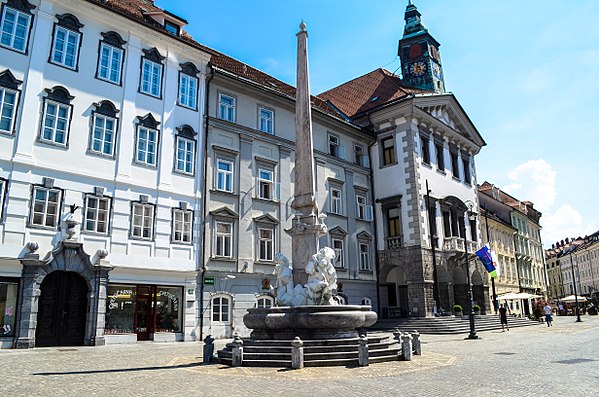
[273,253,308,306]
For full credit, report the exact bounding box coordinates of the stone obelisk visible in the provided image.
[286,21,327,287]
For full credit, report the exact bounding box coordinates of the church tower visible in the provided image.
[398,1,445,93]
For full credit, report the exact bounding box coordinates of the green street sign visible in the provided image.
[203,277,215,286]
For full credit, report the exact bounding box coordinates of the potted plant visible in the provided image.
[472,304,481,315]
[453,304,463,316]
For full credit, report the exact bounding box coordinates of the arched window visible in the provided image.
[361,297,372,306]
[336,294,347,305]
[211,295,231,322]
[256,296,274,309]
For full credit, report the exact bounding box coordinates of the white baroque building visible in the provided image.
[0,0,211,348]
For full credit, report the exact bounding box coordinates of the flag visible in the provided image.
[490,249,501,277]
[475,244,497,278]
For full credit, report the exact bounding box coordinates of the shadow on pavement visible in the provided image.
[33,361,210,376]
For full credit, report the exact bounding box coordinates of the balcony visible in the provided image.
[442,236,480,259]
[386,236,402,250]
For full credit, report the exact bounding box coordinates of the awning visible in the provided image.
[496,292,542,300]
[560,295,588,303]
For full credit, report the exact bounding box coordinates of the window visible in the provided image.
[218,93,235,122]
[434,139,444,171]
[258,107,273,134]
[450,150,459,178]
[212,296,230,322]
[83,194,110,234]
[215,221,232,257]
[258,228,274,261]
[0,6,31,53]
[0,178,6,219]
[216,159,234,192]
[387,207,401,237]
[332,238,345,268]
[330,187,342,215]
[462,155,471,184]
[164,21,179,36]
[257,296,273,309]
[175,136,195,174]
[50,15,83,70]
[134,114,160,167]
[139,48,165,97]
[382,136,396,165]
[361,297,372,306]
[131,202,154,240]
[0,279,18,337]
[359,242,371,271]
[30,186,61,228]
[40,100,70,146]
[0,85,17,134]
[172,208,193,243]
[356,194,373,221]
[178,73,197,109]
[328,133,344,158]
[257,168,276,200]
[89,101,119,157]
[97,42,123,84]
[354,144,366,166]
[420,135,431,164]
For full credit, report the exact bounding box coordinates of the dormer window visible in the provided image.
[164,20,179,36]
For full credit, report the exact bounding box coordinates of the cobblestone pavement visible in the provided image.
[1,315,598,397]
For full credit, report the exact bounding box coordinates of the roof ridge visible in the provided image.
[317,68,388,97]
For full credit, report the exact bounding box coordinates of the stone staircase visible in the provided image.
[371,314,541,335]
[216,334,402,367]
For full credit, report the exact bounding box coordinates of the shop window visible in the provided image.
[0,280,18,337]
[105,285,135,334]
[155,287,181,333]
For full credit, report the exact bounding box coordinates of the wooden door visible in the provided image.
[134,286,154,341]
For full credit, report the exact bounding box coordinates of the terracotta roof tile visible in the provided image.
[317,68,429,118]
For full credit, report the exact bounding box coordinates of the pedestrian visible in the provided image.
[499,303,509,331]
[544,302,553,327]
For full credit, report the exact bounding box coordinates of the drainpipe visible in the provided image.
[198,67,214,342]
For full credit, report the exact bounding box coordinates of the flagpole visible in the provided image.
[483,205,498,314]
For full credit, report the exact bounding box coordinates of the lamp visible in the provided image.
[463,200,478,340]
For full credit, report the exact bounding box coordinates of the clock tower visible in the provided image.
[398,1,445,93]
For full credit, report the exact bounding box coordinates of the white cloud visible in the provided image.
[503,159,556,212]
[541,204,596,247]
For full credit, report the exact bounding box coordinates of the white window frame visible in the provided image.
[40,100,71,146]
[359,242,371,271]
[135,126,159,167]
[216,159,234,193]
[214,221,233,258]
[97,42,123,84]
[218,93,235,122]
[328,133,341,158]
[131,202,154,240]
[258,106,274,134]
[50,25,81,70]
[0,86,18,134]
[0,178,6,220]
[258,227,274,262]
[356,194,367,220]
[332,238,345,268]
[361,297,372,306]
[354,144,364,166]
[257,296,274,309]
[83,195,110,235]
[0,6,31,53]
[257,168,277,200]
[172,208,193,244]
[140,58,163,97]
[330,187,342,215]
[212,295,231,323]
[175,135,195,175]
[90,113,117,157]
[178,73,198,109]
[30,186,61,229]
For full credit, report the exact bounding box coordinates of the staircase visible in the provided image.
[216,334,402,367]
[371,315,541,335]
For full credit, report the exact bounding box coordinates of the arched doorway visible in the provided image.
[452,265,468,311]
[471,270,486,313]
[386,267,408,318]
[35,271,88,347]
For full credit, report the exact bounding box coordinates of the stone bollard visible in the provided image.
[393,328,402,343]
[358,335,369,367]
[401,332,413,361]
[231,332,244,367]
[411,330,421,355]
[203,334,215,363]
[291,337,304,369]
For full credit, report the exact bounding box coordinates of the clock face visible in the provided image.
[409,61,426,77]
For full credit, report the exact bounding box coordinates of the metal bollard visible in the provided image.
[411,330,421,355]
[231,332,244,367]
[203,334,215,363]
[291,336,304,369]
[401,332,413,361]
[358,335,369,367]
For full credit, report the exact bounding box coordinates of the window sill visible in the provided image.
[86,150,116,160]
[49,60,78,72]
[359,269,374,274]
[38,139,68,149]
[173,170,195,178]
[132,161,158,170]
[129,236,154,242]
[255,260,275,265]
[422,161,432,168]
[95,75,122,87]
[380,162,398,169]
[209,256,237,262]
[210,189,238,197]
[327,212,347,219]
[436,169,446,176]
[80,230,110,237]
[252,196,279,204]
[176,102,198,112]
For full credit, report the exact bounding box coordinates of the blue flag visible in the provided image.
[475,244,497,278]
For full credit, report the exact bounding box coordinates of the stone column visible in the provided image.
[231,333,244,367]
[401,333,413,361]
[291,336,304,369]
[16,245,45,349]
[89,250,112,346]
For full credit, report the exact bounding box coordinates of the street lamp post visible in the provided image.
[569,252,582,322]
[463,200,478,340]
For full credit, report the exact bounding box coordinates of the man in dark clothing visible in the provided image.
[499,303,509,332]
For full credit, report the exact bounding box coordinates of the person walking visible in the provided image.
[499,303,510,331]
[544,302,553,327]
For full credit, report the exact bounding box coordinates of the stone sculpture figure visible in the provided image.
[273,253,307,307]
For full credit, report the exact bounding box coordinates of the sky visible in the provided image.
[157,0,599,248]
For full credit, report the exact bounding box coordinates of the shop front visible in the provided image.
[0,278,19,348]
[105,284,183,343]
